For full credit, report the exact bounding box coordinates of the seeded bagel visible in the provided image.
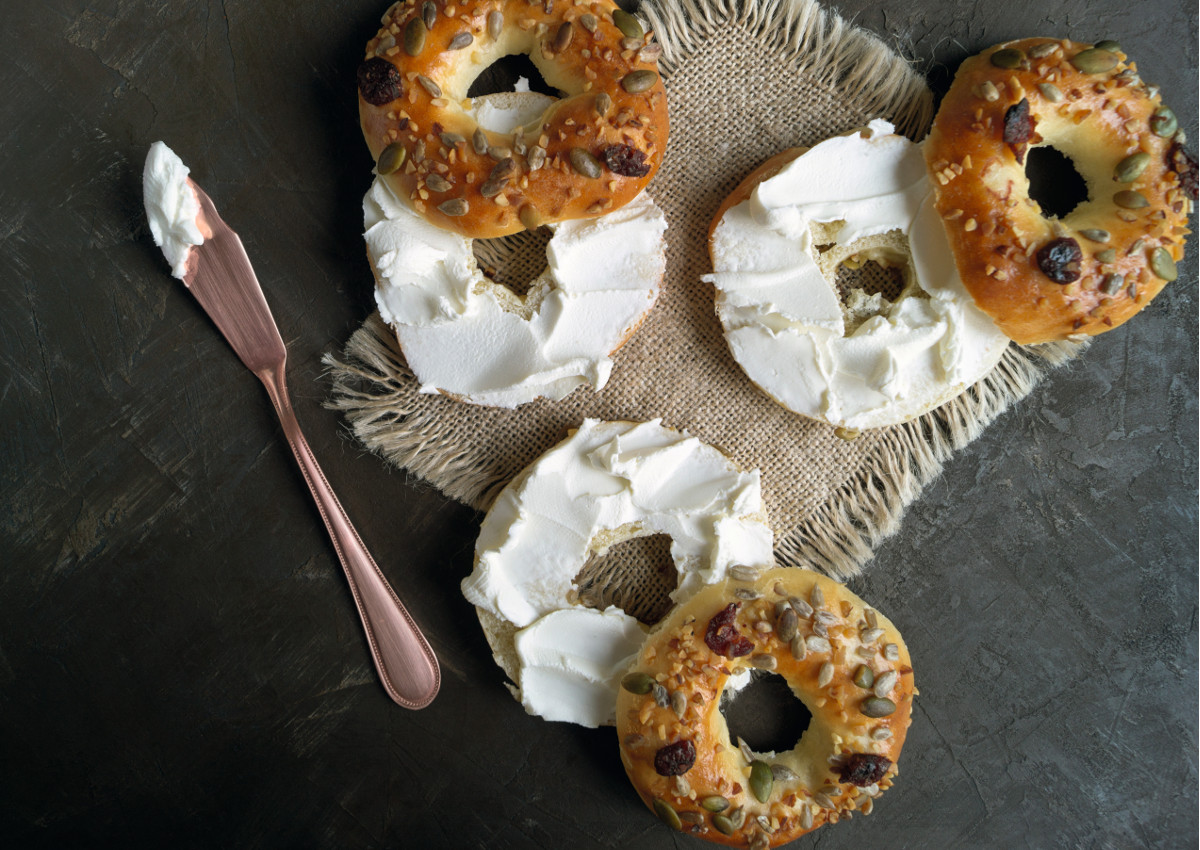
[924,37,1195,344]
[616,566,914,846]
[357,0,669,239]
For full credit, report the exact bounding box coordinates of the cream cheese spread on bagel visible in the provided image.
[706,120,1010,430]
[461,419,774,727]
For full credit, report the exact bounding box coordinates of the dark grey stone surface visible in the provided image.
[1,1,1195,848]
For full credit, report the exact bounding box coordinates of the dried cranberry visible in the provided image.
[836,753,892,786]
[357,57,403,106]
[654,739,696,776]
[1036,237,1083,283]
[602,144,651,177]
[1167,142,1198,201]
[1002,98,1036,164]
[704,603,753,658]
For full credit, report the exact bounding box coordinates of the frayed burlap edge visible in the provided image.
[323,0,1087,579]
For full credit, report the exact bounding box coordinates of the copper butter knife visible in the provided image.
[144,143,439,709]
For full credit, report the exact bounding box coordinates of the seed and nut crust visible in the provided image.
[616,567,915,847]
[924,37,1193,344]
[358,0,669,239]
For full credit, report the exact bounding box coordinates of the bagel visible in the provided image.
[460,419,774,727]
[924,37,1195,344]
[357,0,669,239]
[705,121,1010,431]
[616,566,914,845]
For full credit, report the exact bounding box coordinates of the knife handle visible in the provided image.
[258,365,441,709]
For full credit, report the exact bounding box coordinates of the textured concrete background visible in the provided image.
[1,1,1195,848]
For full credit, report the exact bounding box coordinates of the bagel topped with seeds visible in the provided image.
[616,566,914,846]
[357,0,669,239]
[924,37,1195,344]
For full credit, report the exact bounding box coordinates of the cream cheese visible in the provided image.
[143,141,205,279]
[363,177,667,407]
[706,121,1009,430]
[463,419,775,726]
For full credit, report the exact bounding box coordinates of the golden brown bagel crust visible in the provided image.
[616,567,914,846]
[924,37,1194,344]
[358,0,669,239]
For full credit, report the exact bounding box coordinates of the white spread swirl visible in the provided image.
[364,177,667,408]
[706,120,1009,430]
[462,419,774,726]
[143,142,204,279]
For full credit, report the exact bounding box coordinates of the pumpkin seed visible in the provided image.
[416,74,441,98]
[404,18,427,56]
[990,48,1024,69]
[472,128,489,155]
[701,795,730,813]
[777,607,799,642]
[1095,249,1117,264]
[1079,228,1111,243]
[653,798,682,831]
[421,1,436,32]
[621,672,654,694]
[595,92,612,115]
[861,696,896,717]
[518,204,541,230]
[621,70,658,93]
[1114,152,1150,183]
[579,12,598,33]
[1094,39,1121,53]
[448,32,473,50]
[376,142,407,174]
[613,9,644,40]
[711,814,735,835]
[425,174,451,193]
[853,664,875,689]
[437,198,468,217]
[569,148,603,178]
[553,21,573,53]
[1070,48,1118,74]
[487,10,503,40]
[1114,190,1149,209]
[1150,107,1178,137]
[749,760,774,803]
[1037,83,1064,103]
[1150,247,1177,281]
[1101,273,1124,295]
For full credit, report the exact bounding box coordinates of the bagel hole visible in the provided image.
[573,533,677,625]
[467,53,560,99]
[473,227,553,299]
[1026,145,1088,219]
[720,671,814,756]
[831,255,913,334]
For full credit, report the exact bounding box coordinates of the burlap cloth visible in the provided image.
[325,0,1079,602]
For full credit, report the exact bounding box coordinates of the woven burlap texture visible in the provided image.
[325,0,1079,585]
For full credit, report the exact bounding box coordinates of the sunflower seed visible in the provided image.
[871,726,893,741]
[790,597,813,618]
[487,10,503,40]
[553,21,573,53]
[806,635,831,654]
[1029,41,1061,58]
[439,131,464,148]
[489,158,518,181]
[595,92,612,115]
[416,74,441,98]
[518,204,541,230]
[579,12,597,32]
[730,564,762,582]
[800,805,814,829]
[883,643,900,661]
[1079,228,1111,243]
[790,636,807,660]
[815,610,839,626]
[569,148,602,178]
[813,792,836,809]
[729,808,746,829]
[447,31,473,50]
[818,662,834,687]
[472,128,489,155]
[425,174,451,192]
[526,145,546,170]
[777,607,799,642]
[738,737,754,763]
[1038,82,1064,103]
[750,653,777,671]
[421,1,436,31]
[671,689,687,718]
[488,146,512,161]
[437,198,468,216]
[874,670,898,696]
[1096,249,1117,264]
[1101,273,1125,295]
[735,588,761,601]
[639,42,663,63]
[651,682,670,707]
[861,627,885,644]
[672,774,691,796]
[812,621,828,639]
[811,585,824,608]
